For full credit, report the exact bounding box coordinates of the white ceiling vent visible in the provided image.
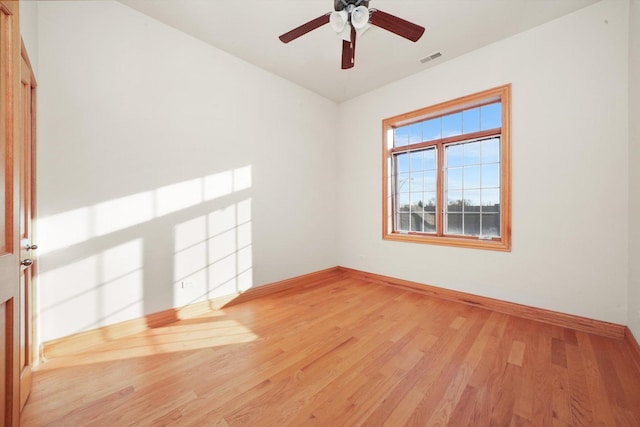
[420,52,442,64]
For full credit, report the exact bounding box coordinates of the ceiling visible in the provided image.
[118,0,599,103]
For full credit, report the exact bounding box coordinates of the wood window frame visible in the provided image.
[382,84,511,251]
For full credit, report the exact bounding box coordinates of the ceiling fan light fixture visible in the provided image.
[338,25,351,42]
[278,1,426,69]
[330,10,349,33]
[351,6,370,29]
[355,23,371,37]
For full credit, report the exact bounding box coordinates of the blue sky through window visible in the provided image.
[393,102,502,148]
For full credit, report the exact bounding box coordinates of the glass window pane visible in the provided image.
[446,213,462,234]
[408,122,422,144]
[447,167,463,190]
[481,138,500,163]
[397,213,410,231]
[446,144,463,168]
[464,190,481,213]
[423,191,437,211]
[481,163,500,188]
[410,173,424,192]
[424,170,437,192]
[397,192,410,211]
[424,148,436,170]
[463,213,480,236]
[463,142,481,166]
[398,173,411,192]
[423,117,441,141]
[410,151,424,172]
[395,153,410,175]
[396,153,409,175]
[442,112,462,137]
[481,103,501,130]
[410,192,423,209]
[481,189,500,210]
[482,213,500,237]
[447,190,463,212]
[463,108,480,134]
[424,212,436,232]
[410,212,423,232]
[394,126,409,147]
[463,166,481,189]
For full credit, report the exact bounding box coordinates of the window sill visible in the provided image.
[383,231,511,252]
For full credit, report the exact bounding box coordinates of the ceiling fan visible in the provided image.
[279,0,425,70]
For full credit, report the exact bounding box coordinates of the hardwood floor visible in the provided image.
[21,274,640,426]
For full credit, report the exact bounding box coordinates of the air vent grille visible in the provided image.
[420,52,442,64]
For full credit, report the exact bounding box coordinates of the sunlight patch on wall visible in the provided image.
[38,239,144,340]
[37,166,253,342]
[95,192,154,236]
[38,166,252,255]
[173,199,253,308]
[100,240,144,325]
[236,199,253,292]
[39,255,99,341]
[38,207,92,254]
[156,178,203,217]
[204,170,233,200]
[233,166,252,192]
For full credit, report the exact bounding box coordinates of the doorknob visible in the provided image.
[26,244,38,250]
[21,259,33,267]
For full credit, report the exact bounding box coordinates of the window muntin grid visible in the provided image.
[444,137,501,238]
[393,147,437,234]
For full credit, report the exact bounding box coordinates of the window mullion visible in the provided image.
[436,141,444,237]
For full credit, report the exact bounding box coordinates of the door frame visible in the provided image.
[19,38,37,410]
[0,1,22,425]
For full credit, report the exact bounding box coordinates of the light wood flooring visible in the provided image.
[21,274,640,426]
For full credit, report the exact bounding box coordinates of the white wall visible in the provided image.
[33,0,637,344]
[628,0,640,340]
[36,1,338,342]
[337,0,630,324]
[19,0,38,75]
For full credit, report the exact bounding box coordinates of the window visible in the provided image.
[383,85,511,251]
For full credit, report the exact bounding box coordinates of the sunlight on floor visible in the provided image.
[40,316,258,369]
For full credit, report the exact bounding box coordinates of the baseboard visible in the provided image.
[222,266,343,307]
[339,267,626,340]
[625,327,640,371]
[41,266,342,360]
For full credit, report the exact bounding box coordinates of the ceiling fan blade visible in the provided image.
[341,26,356,69]
[279,13,331,43]
[369,9,425,42]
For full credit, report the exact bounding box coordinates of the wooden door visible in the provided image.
[0,1,22,426]
[19,42,36,411]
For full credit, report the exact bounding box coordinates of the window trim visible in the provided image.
[382,84,511,251]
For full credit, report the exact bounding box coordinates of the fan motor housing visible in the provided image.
[334,0,370,11]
